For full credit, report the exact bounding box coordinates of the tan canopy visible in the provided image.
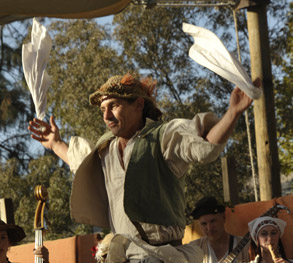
[0,0,131,25]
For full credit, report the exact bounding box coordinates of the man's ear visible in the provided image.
[135,97,145,112]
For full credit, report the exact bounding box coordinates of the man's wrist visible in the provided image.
[226,107,242,121]
[51,140,63,153]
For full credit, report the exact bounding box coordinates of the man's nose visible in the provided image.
[103,108,113,120]
[206,223,212,231]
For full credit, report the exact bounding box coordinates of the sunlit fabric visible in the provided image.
[183,22,262,100]
[22,18,52,120]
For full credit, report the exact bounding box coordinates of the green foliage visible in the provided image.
[272,2,293,176]
[113,5,205,103]
[47,19,125,142]
[0,22,31,127]
[0,158,27,207]
[0,21,33,168]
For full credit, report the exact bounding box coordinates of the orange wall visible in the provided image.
[8,195,293,262]
[8,234,97,263]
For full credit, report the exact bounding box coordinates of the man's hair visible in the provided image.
[143,99,162,121]
[125,97,162,121]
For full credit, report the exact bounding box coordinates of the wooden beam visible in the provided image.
[222,156,239,205]
[246,3,281,200]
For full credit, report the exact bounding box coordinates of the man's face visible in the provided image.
[100,97,144,139]
[198,213,226,241]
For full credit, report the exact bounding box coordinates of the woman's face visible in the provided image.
[258,225,280,250]
[0,230,10,262]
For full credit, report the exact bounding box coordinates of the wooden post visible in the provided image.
[0,198,15,224]
[246,2,281,200]
[222,157,239,205]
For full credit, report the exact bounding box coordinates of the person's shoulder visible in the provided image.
[234,235,245,240]
[188,236,206,245]
[96,131,114,144]
[141,118,166,136]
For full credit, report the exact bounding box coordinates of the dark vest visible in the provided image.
[70,121,186,228]
[97,121,186,228]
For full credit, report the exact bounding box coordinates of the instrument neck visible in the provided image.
[35,229,43,263]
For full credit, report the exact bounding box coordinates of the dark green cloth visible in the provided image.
[97,121,186,228]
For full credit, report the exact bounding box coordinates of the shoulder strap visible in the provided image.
[132,221,150,243]
[228,235,234,254]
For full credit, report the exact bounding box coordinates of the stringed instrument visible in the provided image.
[220,203,290,263]
[34,185,49,263]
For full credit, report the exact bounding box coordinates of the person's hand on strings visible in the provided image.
[33,245,49,262]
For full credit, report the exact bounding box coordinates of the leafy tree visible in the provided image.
[271,2,293,177]
[47,19,126,142]
[0,21,34,168]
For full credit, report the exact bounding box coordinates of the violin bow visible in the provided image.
[34,185,49,263]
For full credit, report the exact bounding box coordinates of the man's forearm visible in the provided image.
[52,140,69,164]
[205,108,241,144]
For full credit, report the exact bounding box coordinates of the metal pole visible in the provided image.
[246,2,281,200]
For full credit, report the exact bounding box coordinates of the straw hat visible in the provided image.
[0,220,26,243]
[89,73,157,107]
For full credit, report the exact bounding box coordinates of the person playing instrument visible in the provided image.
[0,220,48,263]
[28,72,258,262]
[248,216,292,263]
[0,220,26,263]
[189,196,249,263]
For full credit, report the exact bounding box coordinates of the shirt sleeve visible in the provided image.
[67,136,95,174]
[161,112,226,177]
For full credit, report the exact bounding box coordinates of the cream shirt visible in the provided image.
[190,236,250,263]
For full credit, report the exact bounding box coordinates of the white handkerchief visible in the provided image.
[182,22,262,99]
[22,18,52,120]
